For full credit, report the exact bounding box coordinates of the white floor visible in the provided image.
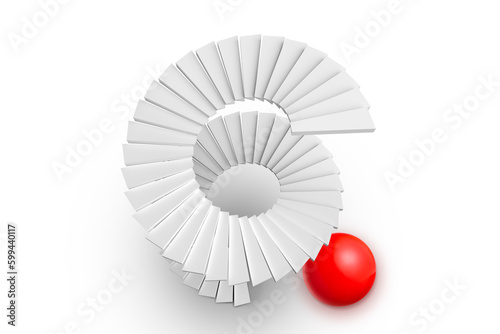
[1,0,500,333]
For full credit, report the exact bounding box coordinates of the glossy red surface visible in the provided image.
[303,233,376,306]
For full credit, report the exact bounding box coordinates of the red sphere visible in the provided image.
[303,233,376,306]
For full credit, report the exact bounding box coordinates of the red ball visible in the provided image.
[303,233,376,306]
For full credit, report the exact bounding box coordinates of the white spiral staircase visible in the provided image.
[122,35,374,306]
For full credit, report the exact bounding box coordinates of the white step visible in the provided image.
[241,111,258,163]
[271,136,321,174]
[193,159,218,182]
[228,215,250,285]
[271,204,333,244]
[273,46,326,104]
[205,212,230,281]
[264,210,323,260]
[266,130,303,170]
[259,117,290,166]
[217,36,244,101]
[208,116,238,166]
[145,81,208,125]
[286,72,359,114]
[127,121,196,146]
[195,175,213,190]
[196,42,235,105]
[255,36,284,99]
[198,279,219,298]
[134,100,201,135]
[224,112,245,164]
[290,107,375,135]
[125,169,194,211]
[183,272,205,290]
[248,216,292,282]
[264,39,307,101]
[289,89,369,122]
[159,64,216,116]
[279,190,343,209]
[123,144,193,166]
[239,216,273,286]
[146,189,204,246]
[240,35,261,99]
[280,174,343,192]
[183,207,220,274]
[215,280,233,303]
[121,158,192,189]
[193,142,224,176]
[170,262,188,279]
[258,214,309,273]
[176,51,225,110]
[134,182,201,232]
[234,283,251,307]
[253,113,275,164]
[277,198,339,228]
[163,199,212,263]
[197,127,231,170]
[277,149,337,181]
[280,58,344,109]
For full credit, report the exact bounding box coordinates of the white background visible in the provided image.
[1,0,500,333]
